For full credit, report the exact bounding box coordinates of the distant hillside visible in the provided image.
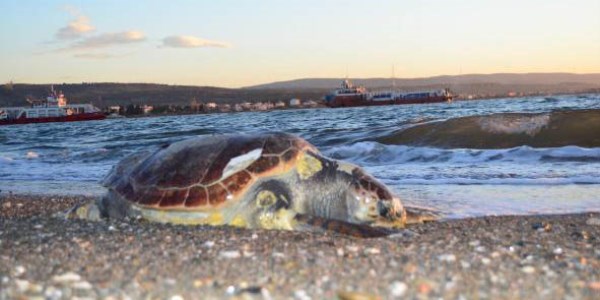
[1,73,599,108]
[0,83,325,108]
[246,73,600,90]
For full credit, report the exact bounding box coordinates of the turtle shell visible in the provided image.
[103,132,317,209]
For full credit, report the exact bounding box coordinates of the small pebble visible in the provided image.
[572,231,590,240]
[388,230,415,239]
[522,266,535,274]
[170,295,184,300]
[417,282,432,295]
[52,272,81,283]
[219,250,241,259]
[294,290,311,300]
[389,281,408,298]
[226,285,236,295]
[338,290,380,300]
[553,247,563,255]
[586,217,600,226]
[272,252,285,258]
[460,261,471,269]
[336,248,345,257]
[438,254,456,263]
[532,222,552,231]
[44,286,63,299]
[481,257,491,265]
[14,279,31,292]
[203,241,215,248]
[364,248,380,255]
[14,265,26,277]
[72,281,93,290]
[468,240,480,247]
[108,225,116,231]
[238,286,263,294]
[346,245,360,252]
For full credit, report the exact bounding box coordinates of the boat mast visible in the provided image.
[392,65,396,89]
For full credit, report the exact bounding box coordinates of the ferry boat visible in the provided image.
[0,86,105,126]
[324,79,453,108]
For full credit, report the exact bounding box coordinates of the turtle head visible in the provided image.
[342,165,407,228]
[296,150,407,228]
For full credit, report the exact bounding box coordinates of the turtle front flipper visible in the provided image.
[61,199,103,221]
[293,214,396,238]
[404,204,441,225]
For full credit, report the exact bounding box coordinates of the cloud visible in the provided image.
[68,31,146,50]
[161,35,230,48]
[55,8,94,40]
[73,53,131,60]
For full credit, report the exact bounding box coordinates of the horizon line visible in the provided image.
[4,71,600,89]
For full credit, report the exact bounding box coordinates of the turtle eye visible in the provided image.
[256,190,277,208]
[254,180,292,210]
[377,201,390,217]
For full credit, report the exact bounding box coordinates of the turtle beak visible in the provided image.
[373,197,406,228]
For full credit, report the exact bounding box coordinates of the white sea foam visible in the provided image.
[325,142,600,186]
[0,156,14,164]
[25,151,39,159]
[386,176,600,185]
[326,142,600,166]
[477,114,550,136]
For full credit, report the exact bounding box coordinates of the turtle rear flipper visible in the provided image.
[404,204,441,224]
[293,214,396,238]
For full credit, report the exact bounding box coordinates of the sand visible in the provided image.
[1,194,599,299]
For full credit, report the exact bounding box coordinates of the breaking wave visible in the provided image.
[375,109,600,148]
[326,142,600,166]
[325,142,600,185]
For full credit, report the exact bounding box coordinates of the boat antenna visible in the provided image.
[392,65,396,89]
[345,65,349,80]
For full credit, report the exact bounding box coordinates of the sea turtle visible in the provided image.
[67,132,437,237]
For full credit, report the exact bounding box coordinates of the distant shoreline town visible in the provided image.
[109,98,322,117]
[1,73,599,117]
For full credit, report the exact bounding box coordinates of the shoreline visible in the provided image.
[1,194,599,299]
[95,92,599,120]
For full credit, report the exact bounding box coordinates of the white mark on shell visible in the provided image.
[222,148,263,179]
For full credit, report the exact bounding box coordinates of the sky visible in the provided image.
[0,0,599,88]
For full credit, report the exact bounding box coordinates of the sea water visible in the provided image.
[1,94,599,218]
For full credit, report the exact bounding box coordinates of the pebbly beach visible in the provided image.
[1,194,599,299]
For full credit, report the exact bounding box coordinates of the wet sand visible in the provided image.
[1,194,599,299]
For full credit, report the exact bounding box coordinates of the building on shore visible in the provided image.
[218,104,231,112]
[205,102,218,110]
[303,100,318,108]
[142,105,154,114]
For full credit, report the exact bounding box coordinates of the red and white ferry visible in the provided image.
[0,86,105,126]
[325,79,453,108]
